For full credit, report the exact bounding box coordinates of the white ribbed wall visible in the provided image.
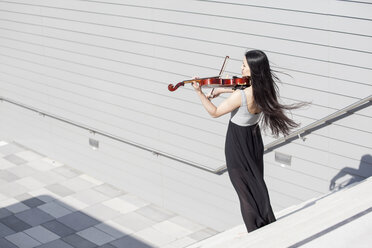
[0,0,371,231]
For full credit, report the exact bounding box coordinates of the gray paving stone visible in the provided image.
[61,177,95,192]
[14,193,34,202]
[94,222,128,240]
[12,143,46,158]
[0,170,19,182]
[135,204,176,222]
[33,171,67,186]
[15,176,46,191]
[72,189,110,206]
[0,237,18,248]
[4,201,30,214]
[62,234,98,248]
[118,194,149,209]
[15,208,55,227]
[187,227,219,242]
[0,208,13,219]
[37,201,72,218]
[0,158,15,170]
[109,235,153,248]
[3,154,28,165]
[34,194,57,204]
[45,184,75,197]
[161,236,196,248]
[112,212,156,232]
[52,199,81,212]
[0,215,31,232]
[14,150,45,162]
[93,184,126,198]
[0,178,8,186]
[41,220,75,238]
[52,166,82,179]
[5,231,41,248]
[0,222,15,237]
[98,244,116,248]
[7,165,38,178]
[82,203,121,222]
[77,227,116,246]
[168,215,205,233]
[25,159,55,172]
[0,143,26,156]
[35,239,74,248]
[21,197,45,208]
[0,182,30,198]
[57,211,100,232]
[24,225,60,244]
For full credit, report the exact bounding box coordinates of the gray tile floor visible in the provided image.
[0,141,219,248]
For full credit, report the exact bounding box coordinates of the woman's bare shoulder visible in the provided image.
[224,88,243,106]
[244,87,261,113]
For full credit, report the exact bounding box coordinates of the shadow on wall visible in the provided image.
[329,154,372,191]
[0,195,154,248]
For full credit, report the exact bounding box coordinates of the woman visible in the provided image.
[192,50,306,233]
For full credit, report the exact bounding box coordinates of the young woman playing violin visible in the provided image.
[192,50,306,233]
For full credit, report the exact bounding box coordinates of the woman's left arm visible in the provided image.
[193,82,241,118]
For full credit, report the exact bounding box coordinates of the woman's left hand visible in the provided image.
[192,77,202,93]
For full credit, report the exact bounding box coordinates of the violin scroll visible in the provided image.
[168,78,204,91]
[168,82,184,92]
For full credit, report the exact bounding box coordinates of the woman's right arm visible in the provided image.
[206,87,235,99]
[217,88,235,94]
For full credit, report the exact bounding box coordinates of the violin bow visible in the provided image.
[208,56,229,100]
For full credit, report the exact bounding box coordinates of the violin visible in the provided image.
[168,55,250,92]
[168,75,250,92]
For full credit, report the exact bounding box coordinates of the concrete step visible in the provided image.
[186,176,372,248]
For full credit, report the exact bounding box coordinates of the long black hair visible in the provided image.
[243,49,308,137]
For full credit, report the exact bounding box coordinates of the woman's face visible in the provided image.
[241,56,251,77]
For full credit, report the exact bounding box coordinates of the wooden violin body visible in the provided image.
[168,76,250,92]
[168,55,250,92]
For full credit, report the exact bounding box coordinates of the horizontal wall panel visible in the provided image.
[1,9,371,88]
[1,40,368,123]
[1,25,371,101]
[86,0,372,36]
[200,0,372,21]
[1,2,368,75]
[315,124,372,149]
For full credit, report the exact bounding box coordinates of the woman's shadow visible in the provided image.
[329,154,372,191]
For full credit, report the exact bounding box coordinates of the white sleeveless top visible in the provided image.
[230,89,262,126]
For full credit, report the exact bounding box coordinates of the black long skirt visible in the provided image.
[225,120,276,233]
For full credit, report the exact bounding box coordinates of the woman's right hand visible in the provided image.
[206,88,223,99]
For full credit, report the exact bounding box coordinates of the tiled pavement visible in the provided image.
[0,140,219,248]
